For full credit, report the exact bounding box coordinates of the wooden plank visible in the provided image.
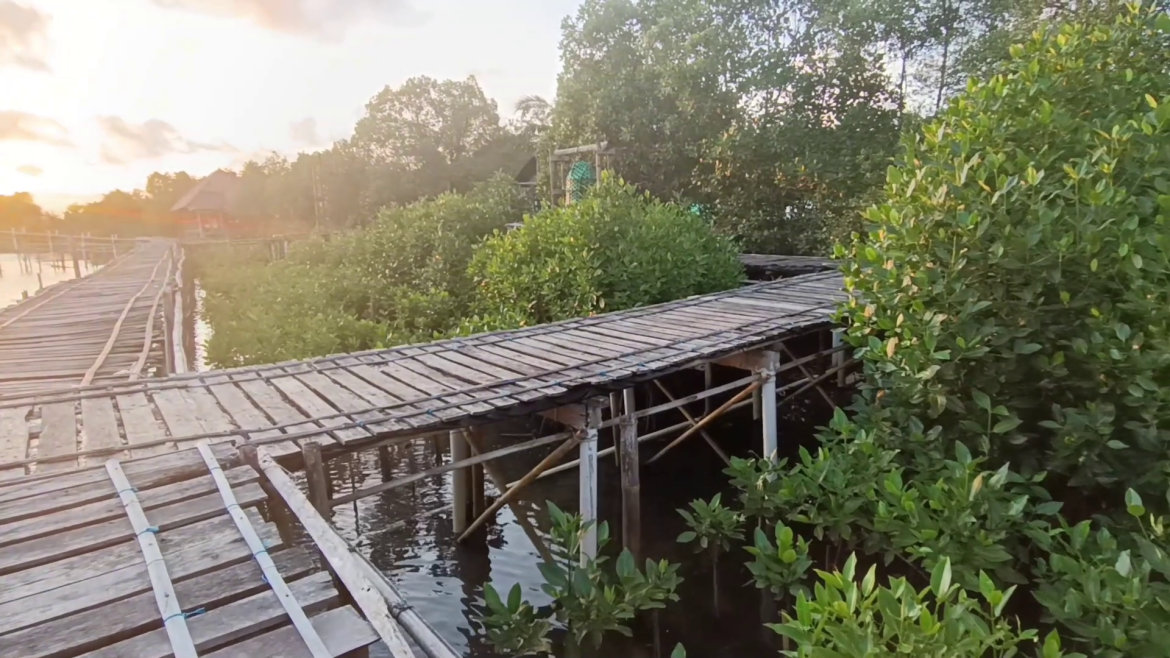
[151,389,209,440]
[205,379,274,439]
[1,548,318,658]
[0,481,266,576]
[35,402,77,473]
[0,446,226,519]
[80,571,340,658]
[0,510,280,635]
[116,392,172,458]
[202,606,378,658]
[81,396,124,460]
[269,371,371,442]
[235,377,328,455]
[0,466,258,548]
[185,387,236,434]
[0,406,30,480]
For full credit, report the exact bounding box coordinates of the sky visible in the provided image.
[0,0,578,212]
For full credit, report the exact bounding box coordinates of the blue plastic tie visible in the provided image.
[225,503,242,514]
[253,548,269,560]
[356,420,367,428]
[164,607,206,623]
[138,526,160,537]
[116,487,139,496]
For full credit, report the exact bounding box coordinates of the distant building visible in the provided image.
[169,169,241,239]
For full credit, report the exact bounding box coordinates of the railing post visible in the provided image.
[619,388,640,560]
[759,351,779,461]
[580,400,602,562]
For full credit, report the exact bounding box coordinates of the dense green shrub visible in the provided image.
[674,6,1170,658]
[198,176,526,366]
[840,3,1170,504]
[467,175,744,330]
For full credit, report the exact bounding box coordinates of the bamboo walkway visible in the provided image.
[0,270,845,477]
[0,239,178,398]
[739,253,835,279]
[0,443,381,658]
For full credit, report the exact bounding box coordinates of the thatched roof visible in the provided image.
[170,169,240,213]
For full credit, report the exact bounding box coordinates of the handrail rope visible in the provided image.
[81,249,173,385]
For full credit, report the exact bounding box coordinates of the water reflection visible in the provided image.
[322,397,830,658]
[0,252,102,309]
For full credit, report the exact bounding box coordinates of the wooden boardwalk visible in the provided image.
[0,270,844,476]
[739,253,835,279]
[0,443,381,658]
[0,239,178,397]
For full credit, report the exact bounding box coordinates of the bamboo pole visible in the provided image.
[653,379,731,465]
[761,352,779,461]
[450,430,470,534]
[647,380,762,464]
[778,342,835,408]
[457,436,580,543]
[580,402,602,560]
[460,427,557,564]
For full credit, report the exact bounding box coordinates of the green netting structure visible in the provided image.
[566,161,597,202]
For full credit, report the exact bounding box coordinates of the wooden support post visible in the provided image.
[162,287,175,375]
[303,443,331,518]
[619,388,641,560]
[377,445,394,481]
[609,391,621,465]
[704,363,714,417]
[451,430,470,534]
[760,351,779,461]
[832,329,846,387]
[471,463,486,516]
[239,444,297,545]
[580,400,602,562]
[69,236,80,278]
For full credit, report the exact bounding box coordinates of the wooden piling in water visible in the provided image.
[619,387,641,559]
[450,429,470,534]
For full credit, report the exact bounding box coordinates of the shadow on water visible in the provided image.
[320,371,838,658]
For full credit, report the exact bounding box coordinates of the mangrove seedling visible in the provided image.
[744,520,813,599]
[678,493,744,612]
[478,501,683,654]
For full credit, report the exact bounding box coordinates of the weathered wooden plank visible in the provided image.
[116,392,172,458]
[80,396,124,459]
[151,388,209,440]
[269,371,370,442]
[35,402,78,473]
[80,572,340,658]
[0,466,258,548]
[234,376,332,455]
[0,481,266,576]
[185,387,236,434]
[0,406,30,480]
[205,378,274,440]
[202,606,378,658]
[0,509,280,635]
[0,548,318,658]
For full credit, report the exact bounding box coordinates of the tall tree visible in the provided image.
[0,192,46,231]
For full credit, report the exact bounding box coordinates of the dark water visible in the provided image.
[321,372,836,658]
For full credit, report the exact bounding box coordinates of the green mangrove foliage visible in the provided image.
[662,5,1170,657]
[197,175,743,367]
[479,502,682,655]
[466,175,743,330]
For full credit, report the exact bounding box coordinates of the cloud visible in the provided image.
[97,116,235,164]
[16,164,42,176]
[289,117,322,146]
[0,1,50,70]
[152,0,427,39]
[0,110,68,145]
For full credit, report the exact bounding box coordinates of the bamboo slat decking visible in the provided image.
[0,270,845,477]
[739,253,836,279]
[0,239,176,397]
[0,444,379,658]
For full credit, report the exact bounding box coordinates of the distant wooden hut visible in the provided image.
[169,169,240,239]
